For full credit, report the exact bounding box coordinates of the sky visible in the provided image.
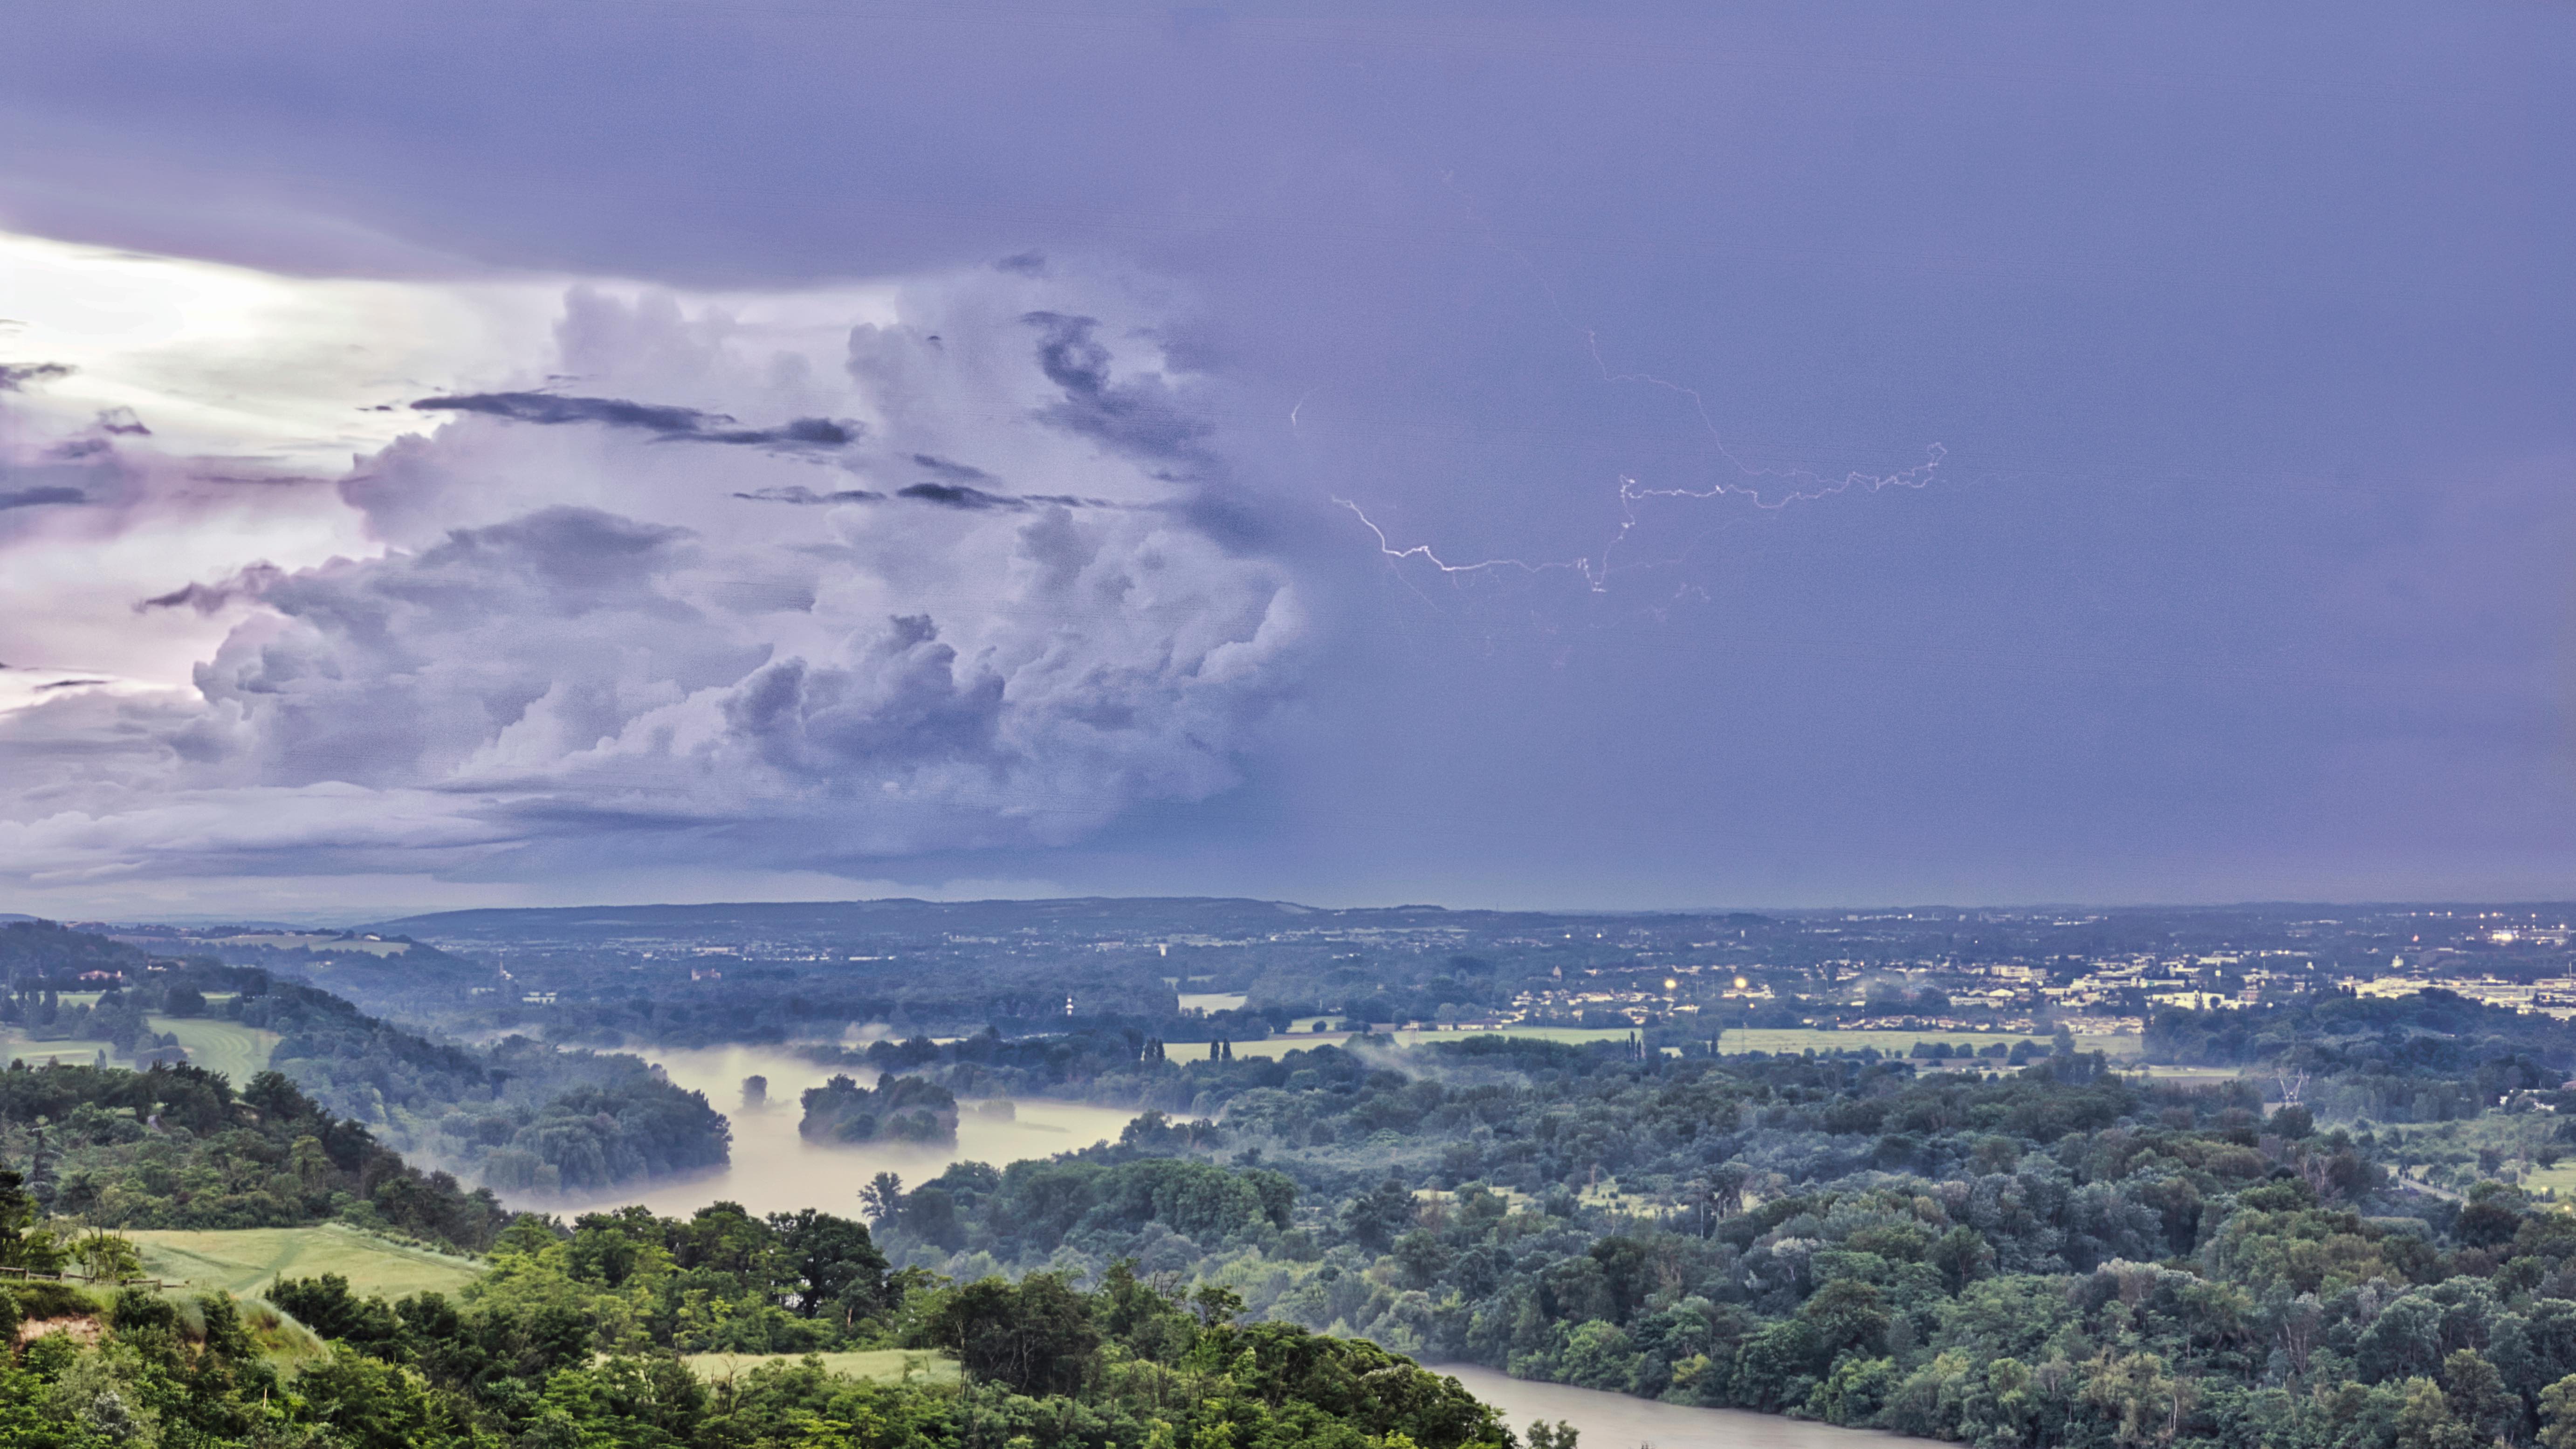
[0,1,2570,919]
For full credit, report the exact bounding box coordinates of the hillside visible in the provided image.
[3,922,732,1201]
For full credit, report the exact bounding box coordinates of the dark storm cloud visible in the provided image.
[137,562,285,615]
[35,678,110,691]
[0,486,84,510]
[701,416,859,448]
[94,407,150,436]
[733,485,886,506]
[893,482,1126,512]
[1021,313,1209,463]
[898,481,1024,511]
[0,362,74,391]
[735,480,1122,512]
[903,456,1133,508]
[413,391,714,432]
[137,582,226,612]
[412,391,860,451]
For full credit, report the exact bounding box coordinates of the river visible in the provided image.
[501,1046,1934,1449]
[500,1043,1157,1219]
[1436,1367,1940,1449]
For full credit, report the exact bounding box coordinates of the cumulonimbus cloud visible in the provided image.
[0,267,1308,889]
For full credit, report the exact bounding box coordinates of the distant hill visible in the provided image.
[364,895,1632,951]
[0,917,155,978]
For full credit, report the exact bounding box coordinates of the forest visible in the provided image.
[0,1061,509,1251]
[1,923,732,1198]
[18,915,2576,1446]
[2,1202,1510,1449]
[813,997,2576,1449]
[800,1074,962,1146]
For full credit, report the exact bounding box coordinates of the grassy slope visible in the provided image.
[0,1029,117,1066]
[147,1016,282,1083]
[0,1017,280,1080]
[681,1349,960,1386]
[127,1224,483,1301]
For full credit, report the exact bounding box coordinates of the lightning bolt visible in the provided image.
[1334,496,1611,589]
[1336,179,1948,600]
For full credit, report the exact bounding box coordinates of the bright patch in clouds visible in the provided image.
[1,231,570,471]
[0,233,1305,914]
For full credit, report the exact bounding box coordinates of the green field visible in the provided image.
[682,1350,959,1386]
[148,1016,282,1083]
[126,1225,483,1301]
[1716,1027,2143,1059]
[0,1029,118,1067]
[0,1016,279,1080]
[2522,1164,2576,1202]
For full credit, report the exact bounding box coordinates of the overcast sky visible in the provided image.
[0,2,2569,919]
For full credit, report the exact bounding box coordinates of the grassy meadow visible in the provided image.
[0,1016,278,1080]
[126,1224,484,1302]
[681,1349,960,1385]
[147,1016,282,1083]
[0,1029,118,1067]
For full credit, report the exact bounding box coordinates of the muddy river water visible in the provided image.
[496,1043,1154,1219]
[491,1046,1938,1449]
[1436,1367,1940,1449]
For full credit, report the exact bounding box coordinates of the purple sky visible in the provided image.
[0,2,2569,916]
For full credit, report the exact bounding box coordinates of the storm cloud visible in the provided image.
[730,481,1121,511]
[136,562,288,615]
[0,269,1307,888]
[412,391,860,451]
[1022,313,1210,465]
[732,485,886,506]
[5,2,2563,911]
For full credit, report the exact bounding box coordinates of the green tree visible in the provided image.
[2441,1348,2516,1447]
[2393,1374,2466,1449]
[929,1273,1104,1397]
[2537,1373,2576,1449]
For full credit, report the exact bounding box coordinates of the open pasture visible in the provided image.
[126,1225,483,1302]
